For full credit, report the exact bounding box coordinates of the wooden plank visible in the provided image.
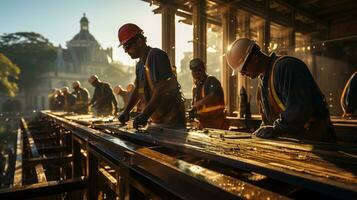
[21,118,47,183]
[13,128,23,187]
[0,176,87,199]
[23,155,73,166]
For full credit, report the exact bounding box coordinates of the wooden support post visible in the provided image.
[88,151,99,200]
[21,118,47,183]
[161,5,176,66]
[222,4,237,115]
[72,137,82,177]
[192,0,207,62]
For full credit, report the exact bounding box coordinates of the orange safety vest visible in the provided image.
[195,76,228,130]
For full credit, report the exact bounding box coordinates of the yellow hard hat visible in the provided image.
[226,38,256,76]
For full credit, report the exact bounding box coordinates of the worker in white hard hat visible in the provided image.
[226,38,335,142]
[88,75,118,116]
[72,80,90,114]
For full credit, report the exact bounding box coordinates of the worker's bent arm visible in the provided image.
[141,78,170,118]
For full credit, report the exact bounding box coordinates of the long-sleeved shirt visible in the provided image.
[72,87,90,113]
[90,82,117,115]
[257,53,336,142]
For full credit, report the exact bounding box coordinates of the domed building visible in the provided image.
[30,14,114,110]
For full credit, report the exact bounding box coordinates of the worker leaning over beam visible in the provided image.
[188,58,229,130]
[61,87,76,112]
[117,23,186,129]
[226,38,336,142]
[72,81,90,114]
[340,71,357,117]
[113,84,133,111]
[48,88,59,111]
[88,75,118,116]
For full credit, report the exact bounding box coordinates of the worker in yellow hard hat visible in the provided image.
[226,38,335,142]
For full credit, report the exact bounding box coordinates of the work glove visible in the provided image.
[188,107,197,120]
[133,113,149,129]
[253,126,279,138]
[118,111,129,124]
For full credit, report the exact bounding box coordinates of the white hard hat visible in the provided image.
[88,75,98,84]
[226,38,256,76]
[61,87,69,93]
[72,81,81,88]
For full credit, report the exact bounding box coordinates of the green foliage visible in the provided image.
[106,62,135,86]
[0,32,57,91]
[0,53,20,97]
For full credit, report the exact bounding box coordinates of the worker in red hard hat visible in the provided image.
[88,75,118,116]
[117,23,186,129]
[226,38,335,142]
[188,58,229,130]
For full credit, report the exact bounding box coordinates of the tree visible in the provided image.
[0,53,20,97]
[0,32,57,91]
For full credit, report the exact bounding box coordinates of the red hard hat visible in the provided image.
[118,23,143,46]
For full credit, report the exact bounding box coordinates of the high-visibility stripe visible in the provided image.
[270,57,286,112]
[197,77,225,114]
[198,104,225,114]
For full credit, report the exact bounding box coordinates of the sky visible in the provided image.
[0,0,193,67]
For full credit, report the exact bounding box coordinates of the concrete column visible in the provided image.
[161,5,176,65]
[222,4,237,115]
[192,0,207,62]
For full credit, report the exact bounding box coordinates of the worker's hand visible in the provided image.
[118,111,129,124]
[253,126,278,138]
[133,113,149,129]
[188,107,197,120]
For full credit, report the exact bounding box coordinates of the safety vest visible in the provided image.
[263,56,336,142]
[143,48,185,125]
[196,76,225,116]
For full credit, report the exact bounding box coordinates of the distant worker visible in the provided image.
[226,38,336,142]
[113,84,132,110]
[88,75,118,116]
[117,23,186,129]
[54,89,65,110]
[340,71,357,117]
[72,81,90,114]
[61,87,76,112]
[188,58,229,130]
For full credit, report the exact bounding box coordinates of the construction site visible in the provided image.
[0,0,357,199]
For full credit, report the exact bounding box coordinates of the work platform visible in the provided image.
[1,111,357,199]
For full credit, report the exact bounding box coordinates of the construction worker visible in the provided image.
[340,71,357,117]
[72,81,90,114]
[61,87,76,112]
[113,84,133,110]
[188,58,229,130]
[54,89,64,110]
[226,38,336,142]
[117,23,186,129]
[88,75,118,116]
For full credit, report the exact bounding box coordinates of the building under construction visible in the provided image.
[1,0,357,199]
